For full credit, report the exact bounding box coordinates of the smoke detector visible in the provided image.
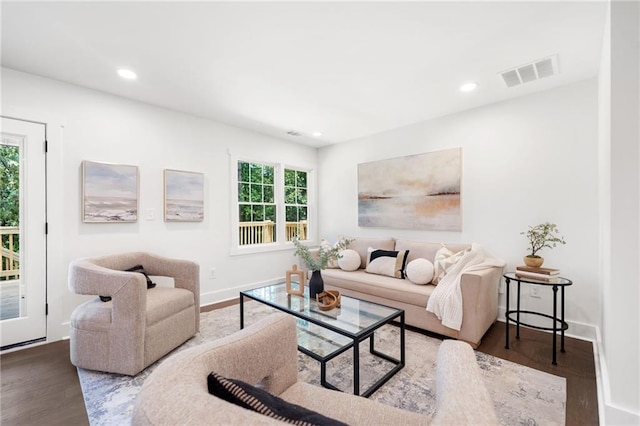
[500,55,559,88]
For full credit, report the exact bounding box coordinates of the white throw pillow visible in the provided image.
[337,249,360,271]
[433,245,468,284]
[406,258,435,285]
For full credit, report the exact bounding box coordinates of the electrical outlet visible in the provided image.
[209,268,216,279]
[145,208,155,220]
[530,286,541,298]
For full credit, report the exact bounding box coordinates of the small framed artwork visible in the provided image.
[164,169,204,222]
[82,160,139,222]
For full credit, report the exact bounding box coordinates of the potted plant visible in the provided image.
[292,237,352,297]
[521,222,566,267]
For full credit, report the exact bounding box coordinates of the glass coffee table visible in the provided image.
[240,282,405,397]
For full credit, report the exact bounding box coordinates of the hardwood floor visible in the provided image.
[1,340,89,425]
[478,322,599,425]
[0,305,598,426]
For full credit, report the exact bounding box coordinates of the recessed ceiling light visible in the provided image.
[117,69,137,80]
[459,82,478,92]
[312,132,322,137]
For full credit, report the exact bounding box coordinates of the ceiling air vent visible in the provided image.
[500,55,559,88]
[286,130,302,137]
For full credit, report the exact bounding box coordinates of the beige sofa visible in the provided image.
[313,237,503,348]
[132,312,498,425]
[68,252,200,376]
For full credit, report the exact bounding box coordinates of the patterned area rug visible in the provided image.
[78,303,566,425]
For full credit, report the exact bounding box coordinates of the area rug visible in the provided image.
[77,303,566,425]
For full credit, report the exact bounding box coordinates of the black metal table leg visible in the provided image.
[400,312,405,365]
[552,285,558,365]
[353,337,360,396]
[240,293,245,329]
[516,281,521,339]
[561,286,566,353]
[505,277,510,349]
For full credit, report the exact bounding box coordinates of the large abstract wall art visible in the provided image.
[358,148,462,231]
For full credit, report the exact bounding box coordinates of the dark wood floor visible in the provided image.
[478,323,598,425]
[1,304,598,426]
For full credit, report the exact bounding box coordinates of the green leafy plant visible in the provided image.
[292,237,352,271]
[521,222,566,258]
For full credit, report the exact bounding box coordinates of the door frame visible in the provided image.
[1,106,65,352]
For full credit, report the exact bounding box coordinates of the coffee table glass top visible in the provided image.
[242,282,402,358]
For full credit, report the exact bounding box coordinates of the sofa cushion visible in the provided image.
[126,264,157,289]
[338,249,360,271]
[366,248,409,279]
[395,239,471,264]
[406,258,435,285]
[344,236,395,269]
[322,269,433,307]
[146,287,195,326]
[207,373,347,426]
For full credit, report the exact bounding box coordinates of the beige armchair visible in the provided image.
[68,252,199,376]
[133,312,498,425]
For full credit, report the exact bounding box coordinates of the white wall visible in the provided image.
[1,67,318,341]
[318,79,600,337]
[599,0,640,423]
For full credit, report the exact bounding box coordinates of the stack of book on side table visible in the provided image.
[515,265,560,282]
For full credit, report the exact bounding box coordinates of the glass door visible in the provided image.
[1,117,46,349]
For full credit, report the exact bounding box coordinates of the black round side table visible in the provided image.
[503,272,573,365]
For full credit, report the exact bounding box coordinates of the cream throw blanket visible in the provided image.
[426,243,506,331]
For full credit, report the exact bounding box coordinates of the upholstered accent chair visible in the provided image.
[133,313,498,425]
[68,252,199,376]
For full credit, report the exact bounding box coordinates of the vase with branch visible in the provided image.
[292,237,352,297]
[521,222,566,267]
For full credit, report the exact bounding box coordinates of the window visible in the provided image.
[238,161,276,245]
[234,159,311,251]
[284,168,308,241]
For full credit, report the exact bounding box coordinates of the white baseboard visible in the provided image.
[199,277,283,307]
[594,327,640,425]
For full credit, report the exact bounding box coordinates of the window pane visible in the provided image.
[299,206,307,220]
[252,205,264,221]
[238,183,250,202]
[250,184,262,203]
[265,205,276,222]
[264,185,274,203]
[284,187,296,204]
[239,205,252,222]
[296,188,307,204]
[263,165,274,185]
[285,206,297,222]
[238,162,250,182]
[296,171,307,188]
[284,169,296,186]
[250,163,262,183]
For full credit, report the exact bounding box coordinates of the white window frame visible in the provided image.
[229,153,316,256]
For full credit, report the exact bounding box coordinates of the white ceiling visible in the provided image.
[1,1,607,148]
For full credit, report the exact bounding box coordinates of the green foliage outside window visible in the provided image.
[0,144,20,262]
[237,162,310,245]
[238,161,276,244]
[284,168,308,240]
